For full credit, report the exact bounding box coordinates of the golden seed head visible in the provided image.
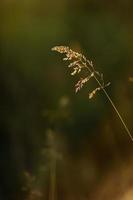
[52,46,81,60]
[52,45,110,99]
[51,46,69,53]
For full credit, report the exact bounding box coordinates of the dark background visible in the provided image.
[0,0,133,199]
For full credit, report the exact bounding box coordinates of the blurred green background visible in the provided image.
[0,0,133,199]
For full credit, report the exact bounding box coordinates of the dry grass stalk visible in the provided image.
[46,130,57,200]
[52,45,133,143]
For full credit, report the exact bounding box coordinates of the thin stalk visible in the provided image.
[47,130,57,200]
[103,87,133,142]
[85,63,133,142]
[49,155,56,200]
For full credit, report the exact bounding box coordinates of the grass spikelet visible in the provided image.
[52,45,133,143]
